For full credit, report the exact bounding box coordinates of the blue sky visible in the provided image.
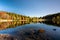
[0,0,60,17]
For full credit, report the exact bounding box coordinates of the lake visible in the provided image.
[0,22,60,40]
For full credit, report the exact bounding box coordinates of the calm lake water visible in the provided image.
[0,22,60,40]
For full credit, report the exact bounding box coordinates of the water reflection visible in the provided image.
[41,21,60,27]
[0,21,30,30]
[0,20,60,30]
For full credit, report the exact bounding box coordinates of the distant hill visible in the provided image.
[0,11,11,19]
[42,13,60,21]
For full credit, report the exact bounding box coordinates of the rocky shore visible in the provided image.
[0,29,54,40]
[19,29,53,40]
[0,34,17,40]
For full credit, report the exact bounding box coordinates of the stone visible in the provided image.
[38,29,45,33]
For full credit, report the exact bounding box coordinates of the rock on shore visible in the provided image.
[0,34,17,40]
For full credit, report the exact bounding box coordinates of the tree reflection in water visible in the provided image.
[0,21,30,30]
